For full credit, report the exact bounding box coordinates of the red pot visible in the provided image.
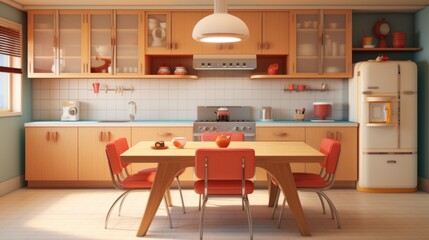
[313,102,332,120]
[216,135,231,148]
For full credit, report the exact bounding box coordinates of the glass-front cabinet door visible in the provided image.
[292,10,320,75]
[58,10,85,75]
[321,10,351,76]
[89,10,113,74]
[145,12,170,54]
[114,10,142,74]
[290,10,351,78]
[28,10,56,76]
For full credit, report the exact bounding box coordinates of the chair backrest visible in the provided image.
[200,132,245,141]
[114,138,131,168]
[195,148,255,180]
[319,138,341,175]
[106,140,125,176]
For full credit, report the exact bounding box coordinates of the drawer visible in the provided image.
[256,127,305,141]
[360,153,417,189]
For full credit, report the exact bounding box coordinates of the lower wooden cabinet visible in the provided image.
[131,127,194,181]
[25,127,78,181]
[78,127,131,181]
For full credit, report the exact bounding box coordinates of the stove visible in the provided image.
[193,106,256,141]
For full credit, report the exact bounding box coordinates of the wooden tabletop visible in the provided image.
[122,141,324,163]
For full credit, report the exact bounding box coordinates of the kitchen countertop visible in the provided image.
[25,120,358,127]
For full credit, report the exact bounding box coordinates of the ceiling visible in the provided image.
[4,0,429,12]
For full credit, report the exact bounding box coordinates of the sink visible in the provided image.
[97,120,131,123]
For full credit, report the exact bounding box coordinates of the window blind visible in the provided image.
[0,18,22,74]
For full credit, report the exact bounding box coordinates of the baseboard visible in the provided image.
[418,177,429,193]
[0,175,25,197]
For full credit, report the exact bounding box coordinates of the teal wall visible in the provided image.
[0,3,30,184]
[415,6,429,180]
[352,13,415,62]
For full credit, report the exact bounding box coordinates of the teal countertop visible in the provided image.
[25,120,357,127]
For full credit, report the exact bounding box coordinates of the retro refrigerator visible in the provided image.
[349,61,417,192]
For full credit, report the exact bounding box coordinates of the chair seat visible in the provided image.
[293,173,327,188]
[123,169,156,189]
[194,180,254,195]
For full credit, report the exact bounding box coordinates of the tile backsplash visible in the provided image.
[31,71,348,121]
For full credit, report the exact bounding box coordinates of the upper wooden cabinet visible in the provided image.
[28,10,86,77]
[197,11,289,55]
[289,9,352,78]
[145,11,208,55]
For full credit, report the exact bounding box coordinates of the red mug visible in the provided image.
[92,82,100,94]
[298,84,306,90]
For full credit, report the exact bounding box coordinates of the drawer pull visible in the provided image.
[108,131,111,141]
[387,160,397,164]
[274,132,288,137]
[46,132,50,141]
[99,131,103,142]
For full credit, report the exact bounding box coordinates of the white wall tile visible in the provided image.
[31,75,349,121]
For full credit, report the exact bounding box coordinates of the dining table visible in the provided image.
[121,141,325,237]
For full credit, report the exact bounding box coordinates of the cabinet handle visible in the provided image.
[46,132,50,141]
[108,131,111,141]
[54,131,59,142]
[274,132,288,137]
[99,131,103,142]
[228,43,233,49]
[174,43,177,49]
[258,42,263,49]
[265,42,270,49]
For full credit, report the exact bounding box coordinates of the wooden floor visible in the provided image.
[0,188,429,239]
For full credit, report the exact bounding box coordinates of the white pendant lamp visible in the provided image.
[192,0,249,43]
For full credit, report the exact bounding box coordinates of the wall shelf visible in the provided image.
[352,47,423,52]
[283,88,329,93]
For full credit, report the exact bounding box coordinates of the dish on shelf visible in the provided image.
[325,67,341,73]
[363,44,375,48]
[298,44,316,56]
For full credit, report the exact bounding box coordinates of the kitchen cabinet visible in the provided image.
[289,9,352,78]
[112,10,143,75]
[25,127,78,181]
[255,127,306,180]
[131,127,194,181]
[305,127,357,182]
[145,11,208,55]
[28,10,87,77]
[78,127,131,181]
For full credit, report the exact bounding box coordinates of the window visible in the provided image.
[0,17,22,117]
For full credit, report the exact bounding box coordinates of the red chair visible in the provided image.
[198,132,245,209]
[200,132,245,141]
[195,148,256,240]
[115,138,186,214]
[105,138,172,229]
[273,138,342,229]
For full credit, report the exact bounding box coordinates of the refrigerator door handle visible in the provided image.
[386,160,397,164]
[402,91,416,95]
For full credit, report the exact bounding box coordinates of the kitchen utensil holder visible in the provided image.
[294,113,305,121]
[91,85,134,95]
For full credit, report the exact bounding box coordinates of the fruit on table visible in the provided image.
[173,140,182,148]
[216,134,231,148]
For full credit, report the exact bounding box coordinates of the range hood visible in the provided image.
[193,55,257,70]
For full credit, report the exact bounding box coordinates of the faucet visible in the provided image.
[128,101,136,121]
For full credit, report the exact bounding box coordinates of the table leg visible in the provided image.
[258,162,311,236]
[136,162,187,237]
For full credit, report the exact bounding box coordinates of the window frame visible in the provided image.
[0,17,22,117]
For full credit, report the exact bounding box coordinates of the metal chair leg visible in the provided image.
[105,190,131,229]
[118,191,132,217]
[199,195,208,240]
[198,194,202,211]
[175,176,186,214]
[316,192,327,214]
[243,195,253,240]
[319,191,342,229]
[271,189,281,219]
[277,197,287,228]
[163,194,173,229]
